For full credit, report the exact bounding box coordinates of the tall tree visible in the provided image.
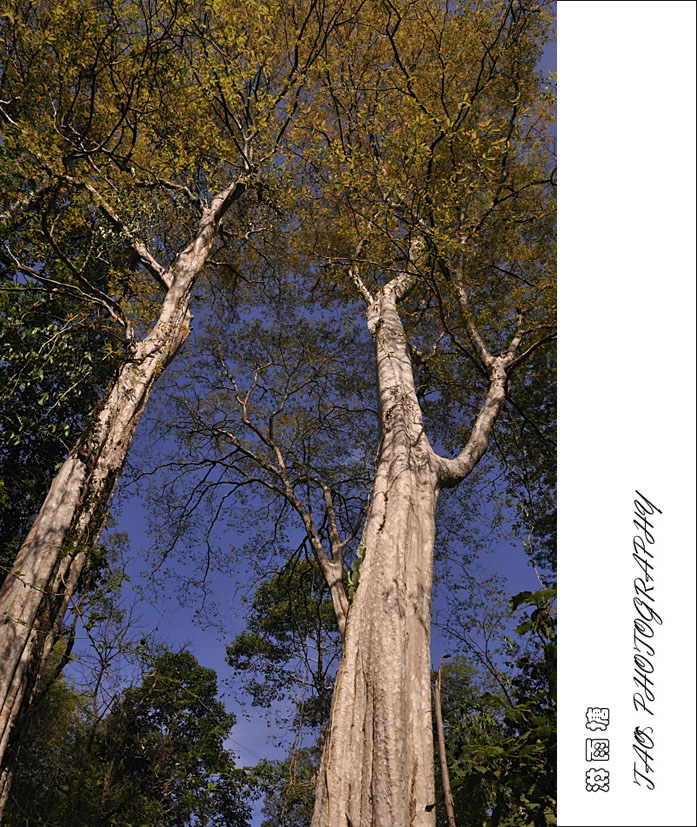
[0,0,347,799]
[298,4,555,820]
[226,555,341,823]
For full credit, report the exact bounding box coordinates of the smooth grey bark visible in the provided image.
[0,177,247,804]
[312,267,522,827]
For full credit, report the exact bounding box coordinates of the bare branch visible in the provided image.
[436,295,526,487]
[346,239,372,304]
[83,182,172,292]
[454,283,494,370]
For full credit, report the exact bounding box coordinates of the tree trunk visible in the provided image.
[434,663,457,827]
[313,277,441,826]
[312,267,520,825]
[0,303,189,789]
[0,177,246,803]
[313,444,440,826]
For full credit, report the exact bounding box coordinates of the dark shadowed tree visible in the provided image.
[253,748,319,827]
[3,647,253,826]
[0,281,119,577]
[227,554,341,737]
[435,589,556,827]
[225,553,341,824]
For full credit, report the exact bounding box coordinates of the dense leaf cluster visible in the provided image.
[0,284,120,575]
[227,556,340,733]
[436,589,557,827]
[3,649,252,827]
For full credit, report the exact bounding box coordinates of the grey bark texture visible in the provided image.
[0,178,246,808]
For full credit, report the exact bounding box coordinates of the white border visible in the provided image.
[558,2,696,825]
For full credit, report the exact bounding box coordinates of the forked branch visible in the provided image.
[436,282,525,487]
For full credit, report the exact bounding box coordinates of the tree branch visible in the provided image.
[74,177,171,292]
[0,244,129,333]
[436,286,525,487]
[346,239,373,304]
[509,331,556,371]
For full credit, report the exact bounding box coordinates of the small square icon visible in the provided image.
[586,738,609,761]
[585,707,610,731]
[586,767,610,792]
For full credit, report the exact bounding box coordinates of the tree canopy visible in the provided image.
[1,0,555,822]
[3,647,253,826]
